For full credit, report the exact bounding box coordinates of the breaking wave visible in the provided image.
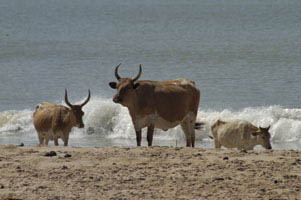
[1,97,301,147]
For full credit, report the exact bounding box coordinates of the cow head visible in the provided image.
[251,125,272,149]
[65,89,91,128]
[109,63,142,106]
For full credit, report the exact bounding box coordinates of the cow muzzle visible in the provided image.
[113,96,122,103]
[77,123,85,128]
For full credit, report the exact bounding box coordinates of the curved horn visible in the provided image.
[114,63,122,81]
[65,89,73,108]
[80,90,91,107]
[260,125,271,131]
[132,64,142,82]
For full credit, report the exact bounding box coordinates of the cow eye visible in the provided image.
[120,87,127,95]
[119,88,124,94]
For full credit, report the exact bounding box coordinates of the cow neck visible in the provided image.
[126,92,140,119]
[248,135,259,149]
[63,108,76,129]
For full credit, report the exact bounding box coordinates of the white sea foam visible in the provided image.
[0,109,34,137]
[1,98,301,147]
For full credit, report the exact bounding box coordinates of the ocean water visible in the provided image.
[1,0,301,149]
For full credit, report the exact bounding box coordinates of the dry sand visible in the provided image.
[0,145,300,200]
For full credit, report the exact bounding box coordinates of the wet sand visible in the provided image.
[0,145,300,200]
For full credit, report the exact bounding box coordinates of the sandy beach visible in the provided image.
[0,145,300,200]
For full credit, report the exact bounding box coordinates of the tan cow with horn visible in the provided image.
[33,89,90,146]
[109,64,200,147]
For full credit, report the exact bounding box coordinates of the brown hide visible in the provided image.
[33,102,74,134]
[131,80,200,122]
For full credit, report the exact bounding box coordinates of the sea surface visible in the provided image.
[1,0,301,149]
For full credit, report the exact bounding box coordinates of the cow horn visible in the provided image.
[80,90,91,107]
[132,64,142,82]
[65,89,73,108]
[114,63,122,81]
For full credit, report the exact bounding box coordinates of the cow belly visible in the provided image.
[154,116,180,131]
[40,130,64,140]
[217,129,248,149]
[218,137,237,148]
[216,129,236,148]
[134,112,194,131]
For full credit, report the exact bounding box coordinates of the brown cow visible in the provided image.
[109,64,200,147]
[211,120,272,150]
[33,89,90,146]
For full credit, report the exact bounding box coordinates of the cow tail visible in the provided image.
[194,122,205,130]
[35,104,41,111]
[194,122,215,139]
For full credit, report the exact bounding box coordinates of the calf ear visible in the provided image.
[109,82,117,89]
[133,83,140,89]
[260,126,271,131]
[251,131,260,136]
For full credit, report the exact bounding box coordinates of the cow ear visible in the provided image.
[133,83,140,89]
[260,126,271,131]
[251,131,260,136]
[109,82,117,89]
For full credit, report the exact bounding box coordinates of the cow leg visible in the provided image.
[180,120,192,147]
[37,133,44,145]
[191,129,195,147]
[63,140,68,146]
[45,139,49,146]
[135,130,142,146]
[147,125,154,146]
[52,130,60,146]
[54,138,59,146]
[189,120,196,148]
[187,124,195,147]
[190,114,198,148]
[181,113,197,147]
[237,144,248,150]
[214,139,221,149]
[63,135,69,146]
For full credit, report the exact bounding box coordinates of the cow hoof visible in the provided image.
[45,151,57,157]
